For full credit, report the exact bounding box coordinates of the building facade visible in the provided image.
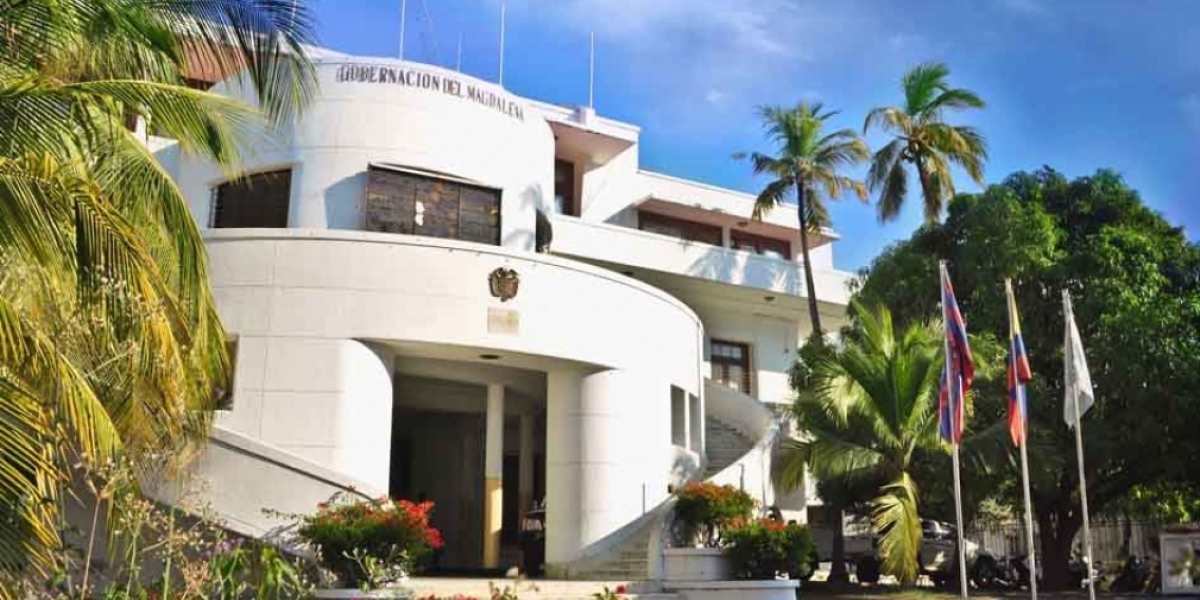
[156,54,854,576]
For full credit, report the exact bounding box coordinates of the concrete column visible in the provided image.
[483,383,504,569]
[721,225,733,248]
[518,413,535,521]
[545,370,583,568]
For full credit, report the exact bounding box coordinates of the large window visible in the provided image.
[732,231,791,260]
[711,339,752,395]
[365,166,501,246]
[554,159,578,216]
[210,169,291,228]
[638,211,722,246]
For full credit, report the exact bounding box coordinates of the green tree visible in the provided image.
[855,168,1200,589]
[0,0,315,591]
[777,301,947,585]
[864,63,987,222]
[737,102,869,337]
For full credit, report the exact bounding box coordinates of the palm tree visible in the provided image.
[737,102,869,338]
[0,0,315,590]
[864,62,988,222]
[776,301,944,585]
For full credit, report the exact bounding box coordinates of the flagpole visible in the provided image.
[1064,291,1097,600]
[399,0,407,60]
[498,1,506,86]
[941,261,969,600]
[1007,279,1039,600]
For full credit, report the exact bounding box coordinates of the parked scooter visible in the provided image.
[1110,555,1152,593]
[971,554,1033,590]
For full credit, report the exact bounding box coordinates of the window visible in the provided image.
[711,339,751,395]
[365,166,501,245]
[638,211,723,246]
[554,159,578,216]
[732,232,791,260]
[211,170,291,228]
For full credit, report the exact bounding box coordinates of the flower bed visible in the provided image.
[672,482,755,547]
[297,495,444,590]
[721,518,814,581]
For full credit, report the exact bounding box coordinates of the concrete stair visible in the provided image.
[704,416,754,478]
[565,528,651,581]
[407,577,677,599]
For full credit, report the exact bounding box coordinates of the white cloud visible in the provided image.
[1182,94,1200,131]
[704,89,728,106]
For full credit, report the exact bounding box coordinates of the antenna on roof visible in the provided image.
[399,0,407,60]
[456,33,463,71]
[589,32,596,109]
[498,1,506,86]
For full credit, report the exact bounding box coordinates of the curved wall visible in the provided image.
[174,58,555,251]
[206,229,704,559]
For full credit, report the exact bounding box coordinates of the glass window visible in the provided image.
[211,170,291,228]
[732,231,791,260]
[638,211,723,246]
[365,166,501,246]
[711,339,752,395]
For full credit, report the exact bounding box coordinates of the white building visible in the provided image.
[156,54,854,578]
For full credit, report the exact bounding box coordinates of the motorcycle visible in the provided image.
[1110,555,1152,593]
[971,554,1033,590]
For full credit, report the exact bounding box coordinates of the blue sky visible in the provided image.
[311,0,1200,271]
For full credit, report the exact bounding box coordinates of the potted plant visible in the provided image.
[296,494,443,597]
[722,518,814,581]
[664,482,755,581]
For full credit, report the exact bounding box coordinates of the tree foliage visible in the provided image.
[0,1,315,593]
[865,62,988,222]
[778,301,961,584]
[855,167,1200,588]
[738,102,869,336]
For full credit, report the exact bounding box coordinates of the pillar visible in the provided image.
[518,413,535,521]
[545,370,583,567]
[483,383,504,569]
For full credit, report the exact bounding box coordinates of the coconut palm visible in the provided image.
[0,0,315,590]
[776,301,944,585]
[864,62,987,222]
[737,102,869,337]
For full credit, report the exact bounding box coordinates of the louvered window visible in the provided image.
[365,166,501,246]
[211,169,291,228]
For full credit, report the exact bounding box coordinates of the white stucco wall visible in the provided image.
[202,229,703,562]
[172,59,555,252]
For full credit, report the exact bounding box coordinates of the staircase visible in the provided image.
[704,416,754,478]
[565,526,652,580]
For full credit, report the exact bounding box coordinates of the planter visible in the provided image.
[664,547,733,581]
[312,588,412,599]
[663,579,800,600]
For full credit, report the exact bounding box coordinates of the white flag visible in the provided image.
[1063,294,1094,427]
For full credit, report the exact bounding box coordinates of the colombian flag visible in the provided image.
[1006,282,1033,446]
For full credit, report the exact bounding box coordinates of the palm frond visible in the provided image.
[872,473,923,585]
[902,62,950,116]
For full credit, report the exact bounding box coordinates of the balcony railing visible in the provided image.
[549,215,853,305]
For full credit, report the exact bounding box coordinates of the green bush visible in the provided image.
[721,519,814,580]
[672,482,756,547]
[296,495,443,589]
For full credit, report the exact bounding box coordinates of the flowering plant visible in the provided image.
[672,481,756,547]
[296,495,443,589]
[721,518,814,580]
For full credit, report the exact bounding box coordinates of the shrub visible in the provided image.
[296,495,443,589]
[672,482,756,547]
[721,519,814,580]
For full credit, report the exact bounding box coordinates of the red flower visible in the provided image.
[615,585,627,594]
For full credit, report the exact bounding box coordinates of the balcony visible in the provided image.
[549,215,854,306]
